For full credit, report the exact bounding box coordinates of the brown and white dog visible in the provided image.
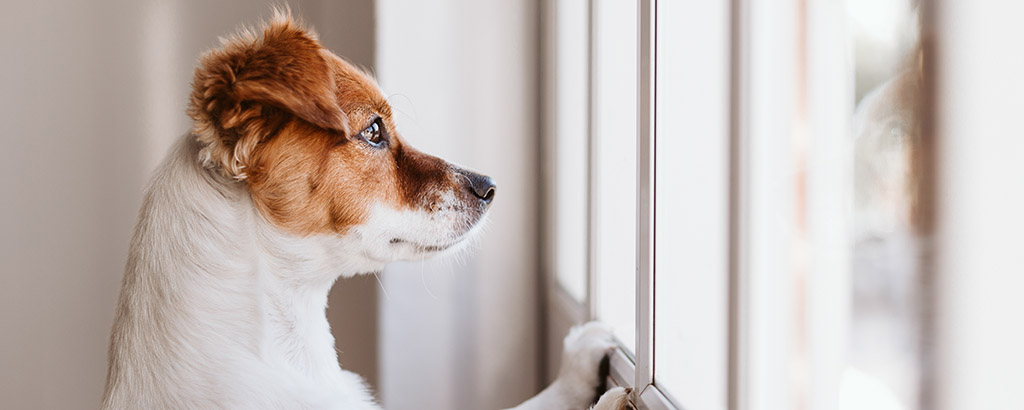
[101,11,630,410]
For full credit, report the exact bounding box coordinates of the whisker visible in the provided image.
[373,271,391,302]
[420,259,439,301]
[386,93,419,125]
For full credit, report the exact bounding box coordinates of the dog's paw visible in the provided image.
[557,321,617,392]
[591,387,635,410]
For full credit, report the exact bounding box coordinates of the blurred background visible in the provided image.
[2,1,1023,410]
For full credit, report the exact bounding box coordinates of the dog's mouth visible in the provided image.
[381,210,489,260]
[388,237,461,253]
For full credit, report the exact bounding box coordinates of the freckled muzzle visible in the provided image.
[394,144,495,209]
[384,165,496,256]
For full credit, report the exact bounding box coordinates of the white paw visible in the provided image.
[557,321,617,395]
[591,386,634,410]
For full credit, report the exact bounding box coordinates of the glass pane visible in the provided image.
[592,0,636,353]
[844,1,923,409]
[653,1,730,409]
[552,0,590,303]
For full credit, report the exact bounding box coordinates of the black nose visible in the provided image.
[466,172,496,204]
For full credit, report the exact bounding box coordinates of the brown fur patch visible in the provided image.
[188,12,349,178]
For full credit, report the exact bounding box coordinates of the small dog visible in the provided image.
[101,11,630,410]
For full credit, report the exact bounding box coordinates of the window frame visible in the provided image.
[541,1,678,408]
[542,1,1024,409]
[542,0,855,409]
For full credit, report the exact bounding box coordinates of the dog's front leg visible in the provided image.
[506,322,632,410]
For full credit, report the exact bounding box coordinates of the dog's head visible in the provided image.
[187,12,494,269]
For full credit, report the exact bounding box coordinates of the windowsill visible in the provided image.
[605,345,680,410]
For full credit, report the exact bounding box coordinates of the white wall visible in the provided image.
[0,2,375,408]
[375,1,542,409]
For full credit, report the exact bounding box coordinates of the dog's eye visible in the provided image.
[358,118,386,147]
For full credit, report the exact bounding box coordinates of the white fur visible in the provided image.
[102,134,626,409]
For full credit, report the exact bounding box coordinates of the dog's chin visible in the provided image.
[390,216,489,262]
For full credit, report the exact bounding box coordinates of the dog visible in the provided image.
[101,11,631,410]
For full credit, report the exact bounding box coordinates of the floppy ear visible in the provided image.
[188,13,348,179]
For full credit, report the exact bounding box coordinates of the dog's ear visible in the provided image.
[188,12,348,179]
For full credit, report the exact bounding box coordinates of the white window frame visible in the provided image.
[540,1,688,408]
[634,0,655,395]
[542,1,853,409]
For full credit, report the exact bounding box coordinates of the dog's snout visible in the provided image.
[466,172,496,204]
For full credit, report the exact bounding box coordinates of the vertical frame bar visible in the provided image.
[586,0,598,322]
[539,0,559,384]
[636,0,656,395]
[541,0,593,382]
[918,1,939,408]
[726,0,749,407]
[803,1,852,409]
[727,0,800,409]
[930,1,1024,409]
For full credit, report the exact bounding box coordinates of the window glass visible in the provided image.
[653,1,730,409]
[592,0,637,353]
[843,1,923,409]
[552,0,590,303]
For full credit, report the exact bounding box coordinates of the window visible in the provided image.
[653,0,730,408]
[543,1,933,409]
[845,1,923,409]
[591,0,637,355]
[548,0,590,304]
[545,1,727,408]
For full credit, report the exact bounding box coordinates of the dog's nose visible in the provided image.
[466,172,496,204]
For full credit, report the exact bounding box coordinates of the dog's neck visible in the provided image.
[108,135,353,392]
